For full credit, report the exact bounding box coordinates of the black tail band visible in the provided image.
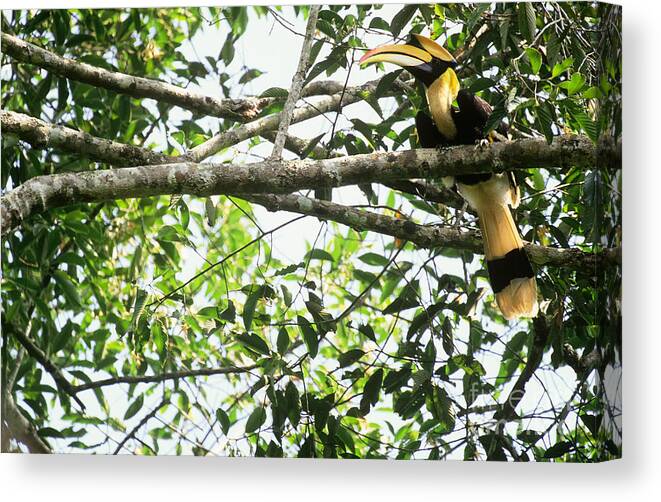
[486,248,535,293]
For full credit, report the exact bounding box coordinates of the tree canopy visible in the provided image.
[1,2,621,461]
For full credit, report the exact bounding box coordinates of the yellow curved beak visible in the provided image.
[359,43,432,68]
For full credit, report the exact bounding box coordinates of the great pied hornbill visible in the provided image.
[359,34,538,320]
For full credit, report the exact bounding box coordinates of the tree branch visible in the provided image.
[260,130,467,210]
[0,114,619,269]
[243,193,618,269]
[270,5,320,160]
[1,33,271,122]
[1,388,52,453]
[71,365,258,393]
[2,321,86,410]
[113,396,169,454]
[1,110,172,166]
[183,75,409,162]
[1,134,620,237]
[1,32,412,127]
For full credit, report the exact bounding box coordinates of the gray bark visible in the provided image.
[270,5,321,160]
[1,33,272,122]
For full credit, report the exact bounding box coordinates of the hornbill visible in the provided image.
[359,34,538,320]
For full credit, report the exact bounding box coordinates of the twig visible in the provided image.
[270,5,320,160]
[183,75,409,162]
[72,364,259,393]
[3,321,86,410]
[151,215,306,306]
[496,315,550,421]
[113,397,169,454]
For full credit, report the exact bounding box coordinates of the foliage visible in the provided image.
[1,3,621,461]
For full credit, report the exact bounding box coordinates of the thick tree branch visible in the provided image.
[1,33,271,122]
[1,110,172,166]
[1,389,51,453]
[260,130,467,210]
[1,33,411,127]
[0,114,619,269]
[243,193,618,269]
[71,365,258,393]
[270,5,320,160]
[1,135,619,237]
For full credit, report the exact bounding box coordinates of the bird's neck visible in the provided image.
[427,68,460,140]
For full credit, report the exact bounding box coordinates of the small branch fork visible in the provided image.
[270,5,321,161]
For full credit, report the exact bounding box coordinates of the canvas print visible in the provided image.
[1,2,621,461]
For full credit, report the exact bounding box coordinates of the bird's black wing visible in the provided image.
[415,110,447,147]
[456,90,509,141]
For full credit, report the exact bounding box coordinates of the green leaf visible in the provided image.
[205,198,217,226]
[300,133,325,159]
[407,302,444,338]
[426,386,455,434]
[130,288,149,328]
[442,317,454,356]
[369,16,390,31]
[579,413,602,436]
[280,284,292,308]
[551,57,574,79]
[123,395,144,420]
[242,285,271,331]
[582,86,602,99]
[305,248,334,262]
[53,270,82,309]
[156,224,184,243]
[285,382,301,426]
[517,429,541,444]
[216,408,231,435]
[358,324,376,342]
[483,99,507,134]
[518,2,537,42]
[468,77,496,94]
[390,4,417,37]
[237,332,270,355]
[536,101,555,144]
[277,327,290,355]
[394,388,426,419]
[219,301,236,322]
[220,34,235,64]
[559,72,586,95]
[360,368,383,413]
[298,315,319,358]
[38,427,64,439]
[338,349,365,368]
[373,70,402,99]
[525,48,542,75]
[479,433,507,461]
[383,282,420,314]
[544,440,573,458]
[274,263,302,276]
[260,87,289,99]
[358,252,390,267]
[239,68,263,84]
[245,406,267,433]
